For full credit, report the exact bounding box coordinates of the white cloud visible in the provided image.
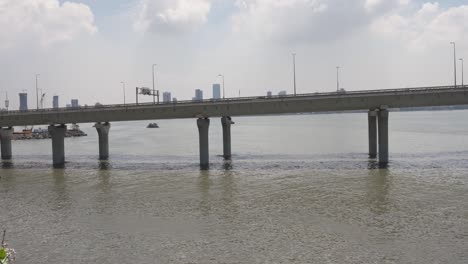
[134,0,211,35]
[371,3,468,50]
[0,0,97,50]
[231,0,410,43]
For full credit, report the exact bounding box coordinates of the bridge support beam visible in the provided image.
[95,122,111,160]
[197,118,210,169]
[368,110,378,159]
[0,127,13,160]
[221,116,234,160]
[378,109,389,165]
[48,124,67,167]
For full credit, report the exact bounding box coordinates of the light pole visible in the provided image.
[121,81,126,105]
[336,66,340,92]
[460,58,464,87]
[152,64,160,104]
[218,74,225,99]
[450,42,457,87]
[292,53,297,96]
[35,74,40,110]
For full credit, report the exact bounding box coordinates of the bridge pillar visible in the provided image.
[95,122,111,160]
[378,109,389,165]
[48,124,67,167]
[197,118,210,169]
[368,110,378,159]
[221,116,234,160]
[0,127,13,160]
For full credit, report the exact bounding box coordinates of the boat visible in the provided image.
[147,123,159,128]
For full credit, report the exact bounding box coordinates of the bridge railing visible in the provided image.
[1,85,467,116]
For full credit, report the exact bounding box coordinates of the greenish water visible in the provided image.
[1,111,468,263]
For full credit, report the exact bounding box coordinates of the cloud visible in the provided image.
[231,0,410,44]
[0,0,97,50]
[371,3,468,50]
[134,0,211,35]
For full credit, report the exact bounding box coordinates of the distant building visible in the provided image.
[71,99,79,108]
[172,98,177,103]
[66,104,71,108]
[163,92,172,103]
[267,91,272,97]
[194,89,203,101]
[53,96,59,109]
[278,91,287,96]
[19,93,28,111]
[212,84,221,99]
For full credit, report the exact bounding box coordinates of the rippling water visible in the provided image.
[1,111,468,263]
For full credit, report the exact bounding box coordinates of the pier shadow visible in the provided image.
[368,159,390,170]
[98,161,112,170]
[1,160,13,169]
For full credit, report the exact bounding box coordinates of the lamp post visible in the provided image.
[218,74,225,99]
[121,81,126,105]
[450,42,457,87]
[292,53,297,96]
[460,58,464,87]
[336,66,340,92]
[35,74,40,110]
[152,64,157,104]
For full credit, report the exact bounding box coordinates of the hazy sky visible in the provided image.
[0,0,467,109]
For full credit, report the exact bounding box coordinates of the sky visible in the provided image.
[0,0,467,109]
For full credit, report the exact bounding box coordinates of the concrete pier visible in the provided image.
[95,122,111,160]
[221,116,234,160]
[368,110,378,159]
[0,127,13,160]
[197,118,210,169]
[48,124,67,167]
[378,109,389,165]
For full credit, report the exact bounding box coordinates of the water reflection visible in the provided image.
[51,169,71,211]
[98,161,112,170]
[365,168,392,215]
[220,170,239,220]
[198,170,213,216]
[222,160,233,170]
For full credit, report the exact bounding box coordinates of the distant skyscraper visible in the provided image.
[212,84,221,99]
[163,92,172,103]
[194,89,203,101]
[19,93,28,111]
[71,99,79,108]
[53,96,59,109]
[267,91,272,97]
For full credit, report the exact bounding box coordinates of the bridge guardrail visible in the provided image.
[1,85,467,116]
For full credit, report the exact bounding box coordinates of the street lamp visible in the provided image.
[460,58,464,87]
[121,81,126,105]
[450,42,457,87]
[35,74,40,110]
[336,66,340,92]
[152,64,160,104]
[218,74,225,99]
[292,53,297,96]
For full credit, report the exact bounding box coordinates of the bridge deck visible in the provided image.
[1,86,467,127]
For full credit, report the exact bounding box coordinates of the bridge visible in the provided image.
[0,85,467,168]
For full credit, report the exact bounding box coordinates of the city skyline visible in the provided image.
[0,0,467,109]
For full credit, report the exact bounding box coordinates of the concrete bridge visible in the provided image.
[0,85,467,168]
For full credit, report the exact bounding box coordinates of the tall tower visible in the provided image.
[19,93,28,111]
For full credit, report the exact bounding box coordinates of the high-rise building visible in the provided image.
[163,92,172,103]
[53,96,59,109]
[267,91,272,97]
[19,93,28,111]
[194,89,203,101]
[71,99,79,108]
[212,84,221,99]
